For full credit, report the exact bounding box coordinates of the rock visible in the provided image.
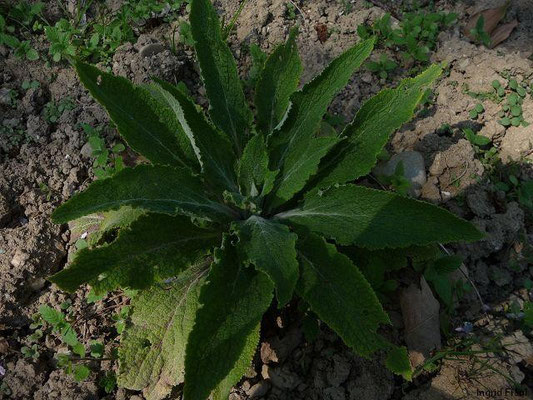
[400,277,441,366]
[501,331,533,364]
[262,365,300,390]
[326,354,351,387]
[499,126,533,162]
[260,328,302,364]
[374,151,426,197]
[0,87,12,106]
[29,278,46,291]
[10,250,29,268]
[139,43,166,57]
[323,386,346,400]
[245,381,270,399]
[80,142,93,158]
[480,119,506,141]
[466,187,495,217]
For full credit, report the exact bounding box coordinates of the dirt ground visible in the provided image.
[1,0,532,399]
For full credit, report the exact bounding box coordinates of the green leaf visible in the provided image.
[190,0,253,154]
[52,165,236,224]
[269,136,338,208]
[235,216,299,306]
[268,38,375,204]
[237,134,277,197]
[315,65,442,188]
[74,61,191,167]
[184,238,274,400]
[385,346,412,380]
[296,233,390,357]
[49,214,219,293]
[118,263,208,400]
[39,305,64,326]
[278,184,484,248]
[73,365,91,382]
[149,80,238,193]
[255,27,302,135]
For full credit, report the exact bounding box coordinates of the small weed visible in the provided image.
[497,77,530,128]
[285,2,297,20]
[43,97,76,123]
[469,15,491,47]
[21,79,40,90]
[366,54,398,79]
[81,124,125,179]
[463,128,491,147]
[468,103,484,120]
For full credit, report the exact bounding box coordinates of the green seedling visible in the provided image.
[285,2,297,20]
[82,124,125,179]
[47,0,483,397]
[366,54,398,79]
[463,128,491,147]
[469,103,484,120]
[43,97,76,123]
[21,79,40,90]
[469,15,491,47]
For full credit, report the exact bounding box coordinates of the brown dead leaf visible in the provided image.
[464,2,510,38]
[489,19,518,48]
[315,23,329,43]
[400,277,441,367]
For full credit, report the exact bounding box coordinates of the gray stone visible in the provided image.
[245,381,271,399]
[0,87,13,106]
[139,43,166,57]
[80,142,93,158]
[374,151,426,197]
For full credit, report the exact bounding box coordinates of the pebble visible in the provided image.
[374,151,427,197]
[139,43,166,57]
[245,381,271,399]
[0,87,12,106]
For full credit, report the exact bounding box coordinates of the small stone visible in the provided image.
[10,250,29,268]
[139,43,166,57]
[29,278,46,291]
[245,381,271,399]
[374,151,426,197]
[80,142,93,158]
[0,87,12,106]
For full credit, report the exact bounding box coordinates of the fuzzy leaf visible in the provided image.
[190,0,253,154]
[270,136,338,209]
[315,65,442,188]
[50,214,219,293]
[235,216,299,306]
[296,233,390,357]
[74,61,191,167]
[385,346,413,380]
[237,135,277,197]
[278,185,484,248]
[52,165,235,224]
[184,238,274,400]
[268,38,375,204]
[255,28,302,135]
[118,263,208,400]
[150,80,238,193]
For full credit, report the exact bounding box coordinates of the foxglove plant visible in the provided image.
[49,0,483,398]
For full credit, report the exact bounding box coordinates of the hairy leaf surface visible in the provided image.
[279,185,484,248]
[74,61,191,167]
[52,165,236,223]
[268,38,375,205]
[184,239,274,400]
[237,134,277,197]
[150,80,238,193]
[190,0,253,154]
[296,233,390,356]
[316,65,442,188]
[50,214,219,293]
[118,263,208,400]
[235,216,299,306]
[255,28,302,135]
